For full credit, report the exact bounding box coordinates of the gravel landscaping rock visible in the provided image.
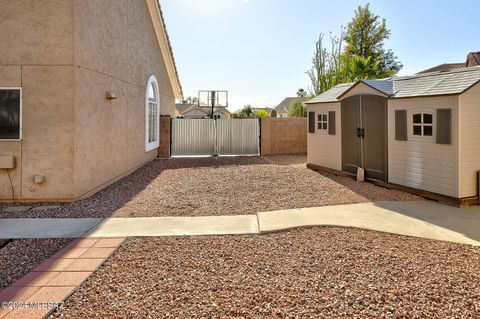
[0,155,421,218]
[51,227,480,318]
[0,238,73,290]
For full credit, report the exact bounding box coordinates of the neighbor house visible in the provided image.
[252,107,273,115]
[175,103,231,119]
[417,51,480,74]
[0,0,182,201]
[273,97,308,118]
[307,66,480,206]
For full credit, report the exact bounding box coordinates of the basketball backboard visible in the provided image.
[198,90,228,108]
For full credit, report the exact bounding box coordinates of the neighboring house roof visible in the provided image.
[176,103,231,116]
[307,66,480,104]
[274,97,308,113]
[417,51,480,74]
[175,103,194,113]
[199,106,231,114]
[147,0,183,100]
[466,51,480,67]
[417,63,465,74]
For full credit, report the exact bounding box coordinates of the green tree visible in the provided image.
[255,109,270,118]
[296,88,307,97]
[349,55,396,80]
[288,101,306,117]
[343,4,402,72]
[238,105,255,118]
[306,32,346,96]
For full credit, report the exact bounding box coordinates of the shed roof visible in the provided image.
[306,66,480,104]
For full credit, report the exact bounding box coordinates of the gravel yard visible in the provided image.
[0,238,72,290]
[0,155,421,218]
[52,227,480,318]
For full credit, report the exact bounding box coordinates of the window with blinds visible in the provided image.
[0,89,21,140]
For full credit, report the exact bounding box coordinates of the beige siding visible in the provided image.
[307,102,342,170]
[388,96,458,197]
[341,82,387,100]
[458,82,480,198]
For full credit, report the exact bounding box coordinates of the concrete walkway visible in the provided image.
[0,201,479,245]
[258,201,480,246]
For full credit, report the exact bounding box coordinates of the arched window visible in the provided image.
[145,75,160,151]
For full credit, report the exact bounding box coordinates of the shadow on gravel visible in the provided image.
[0,155,307,219]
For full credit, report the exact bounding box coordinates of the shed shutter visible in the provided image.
[436,109,451,144]
[395,110,407,141]
[308,111,315,133]
[328,111,336,135]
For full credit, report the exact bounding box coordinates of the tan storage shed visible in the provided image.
[307,66,480,205]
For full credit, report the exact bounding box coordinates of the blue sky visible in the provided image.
[162,0,478,111]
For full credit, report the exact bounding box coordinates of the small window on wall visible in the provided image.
[0,88,21,140]
[317,113,328,132]
[412,113,433,137]
[145,75,160,152]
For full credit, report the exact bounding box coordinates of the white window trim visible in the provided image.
[145,75,160,152]
[317,111,328,133]
[0,87,22,141]
[411,111,434,139]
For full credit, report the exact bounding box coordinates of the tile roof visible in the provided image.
[175,103,194,114]
[417,63,465,74]
[466,52,480,67]
[274,97,309,113]
[157,1,183,99]
[306,66,480,104]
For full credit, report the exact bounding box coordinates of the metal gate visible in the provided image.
[171,118,260,157]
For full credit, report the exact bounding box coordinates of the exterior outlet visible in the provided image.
[34,175,46,184]
[0,156,15,169]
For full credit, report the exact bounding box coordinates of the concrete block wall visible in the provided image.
[261,118,307,155]
[158,116,171,158]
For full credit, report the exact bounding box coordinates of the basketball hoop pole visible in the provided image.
[210,91,216,119]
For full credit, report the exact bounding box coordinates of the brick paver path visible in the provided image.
[0,237,125,319]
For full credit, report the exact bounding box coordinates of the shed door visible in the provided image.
[341,96,362,175]
[341,94,388,181]
[362,95,388,181]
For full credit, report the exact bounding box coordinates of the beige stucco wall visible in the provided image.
[0,0,76,201]
[0,0,74,66]
[306,102,342,170]
[72,0,176,198]
[388,96,459,197]
[458,82,480,198]
[0,0,177,200]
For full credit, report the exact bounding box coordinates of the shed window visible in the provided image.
[412,113,433,137]
[317,112,328,132]
[145,75,160,151]
[0,89,21,140]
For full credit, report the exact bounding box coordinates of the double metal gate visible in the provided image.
[171,118,260,157]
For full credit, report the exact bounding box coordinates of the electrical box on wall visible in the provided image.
[0,156,15,169]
